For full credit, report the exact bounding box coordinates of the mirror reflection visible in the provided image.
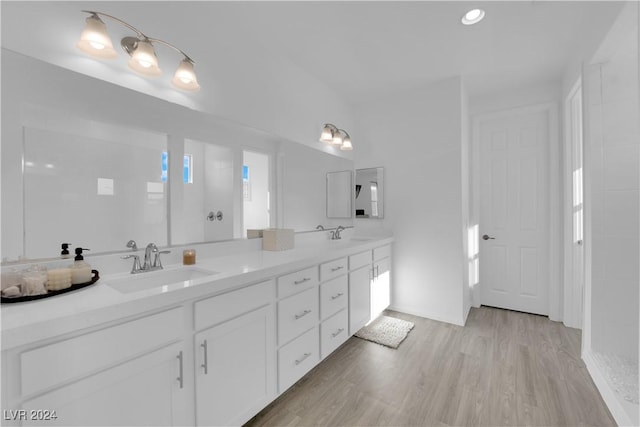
[2,58,354,262]
[23,124,168,259]
[326,170,352,218]
[355,167,384,219]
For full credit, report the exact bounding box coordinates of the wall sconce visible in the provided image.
[76,11,200,92]
[319,123,353,151]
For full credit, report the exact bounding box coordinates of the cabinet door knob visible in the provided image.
[482,234,495,241]
[294,277,311,285]
[331,292,344,300]
[201,340,209,375]
[176,351,184,389]
[331,328,345,338]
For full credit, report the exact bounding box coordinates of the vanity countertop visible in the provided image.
[1,235,393,350]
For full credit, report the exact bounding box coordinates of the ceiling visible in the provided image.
[1,1,624,106]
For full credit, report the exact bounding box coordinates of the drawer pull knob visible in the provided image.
[331,266,344,272]
[294,309,312,320]
[295,352,312,365]
[332,328,345,338]
[331,292,344,300]
[294,277,311,285]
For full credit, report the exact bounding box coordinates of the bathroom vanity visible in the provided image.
[1,235,392,426]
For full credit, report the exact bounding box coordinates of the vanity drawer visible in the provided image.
[278,287,318,345]
[319,275,348,320]
[373,245,391,261]
[20,307,183,396]
[278,326,319,393]
[320,258,348,282]
[320,309,349,359]
[349,250,372,270]
[277,266,318,298]
[195,279,274,330]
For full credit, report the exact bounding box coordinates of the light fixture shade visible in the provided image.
[171,59,200,91]
[76,14,117,59]
[128,40,161,76]
[332,130,345,146]
[319,124,335,143]
[340,136,353,151]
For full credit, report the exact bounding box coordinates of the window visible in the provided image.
[161,152,192,184]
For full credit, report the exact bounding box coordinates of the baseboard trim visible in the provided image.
[388,305,465,326]
[582,349,637,426]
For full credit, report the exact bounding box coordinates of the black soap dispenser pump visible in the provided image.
[61,243,72,259]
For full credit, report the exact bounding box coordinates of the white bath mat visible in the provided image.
[355,316,414,349]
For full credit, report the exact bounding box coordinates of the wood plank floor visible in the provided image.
[246,307,616,426]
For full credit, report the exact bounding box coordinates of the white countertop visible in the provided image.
[1,236,392,350]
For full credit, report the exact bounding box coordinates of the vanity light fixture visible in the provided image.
[319,123,353,151]
[461,8,485,25]
[76,11,200,91]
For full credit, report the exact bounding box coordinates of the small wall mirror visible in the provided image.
[355,167,384,219]
[326,170,352,218]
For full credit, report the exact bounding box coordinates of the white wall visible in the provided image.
[580,3,639,425]
[586,14,639,364]
[354,76,467,325]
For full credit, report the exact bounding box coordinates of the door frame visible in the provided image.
[470,102,562,321]
[562,78,584,329]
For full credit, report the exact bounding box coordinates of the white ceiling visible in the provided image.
[1,1,624,106]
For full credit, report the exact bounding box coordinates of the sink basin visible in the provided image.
[107,267,218,294]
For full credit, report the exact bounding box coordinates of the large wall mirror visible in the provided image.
[326,170,352,218]
[1,53,354,261]
[355,167,384,219]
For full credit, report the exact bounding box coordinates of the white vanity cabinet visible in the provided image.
[348,244,393,334]
[348,264,372,335]
[1,236,393,427]
[21,342,187,427]
[6,308,189,427]
[371,245,392,320]
[193,280,276,427]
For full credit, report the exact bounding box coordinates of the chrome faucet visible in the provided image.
[143,243,158,270]
[331,226,346,240]
[316,225,325,230]
[122,241,170,274]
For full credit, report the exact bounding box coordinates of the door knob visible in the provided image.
[482,234,495,241]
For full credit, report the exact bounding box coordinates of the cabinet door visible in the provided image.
[349,265,371,335]
[195,305,275,427]
[21,342,188,426]
[371,257,391,320]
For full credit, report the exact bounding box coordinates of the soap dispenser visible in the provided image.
[70,247,92,285]
[60,243,72,259]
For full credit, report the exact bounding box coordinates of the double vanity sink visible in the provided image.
[1,234,393,427]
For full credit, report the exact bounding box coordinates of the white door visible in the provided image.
[479,109,550,315]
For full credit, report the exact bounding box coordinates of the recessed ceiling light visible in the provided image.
[461,8,485,25]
